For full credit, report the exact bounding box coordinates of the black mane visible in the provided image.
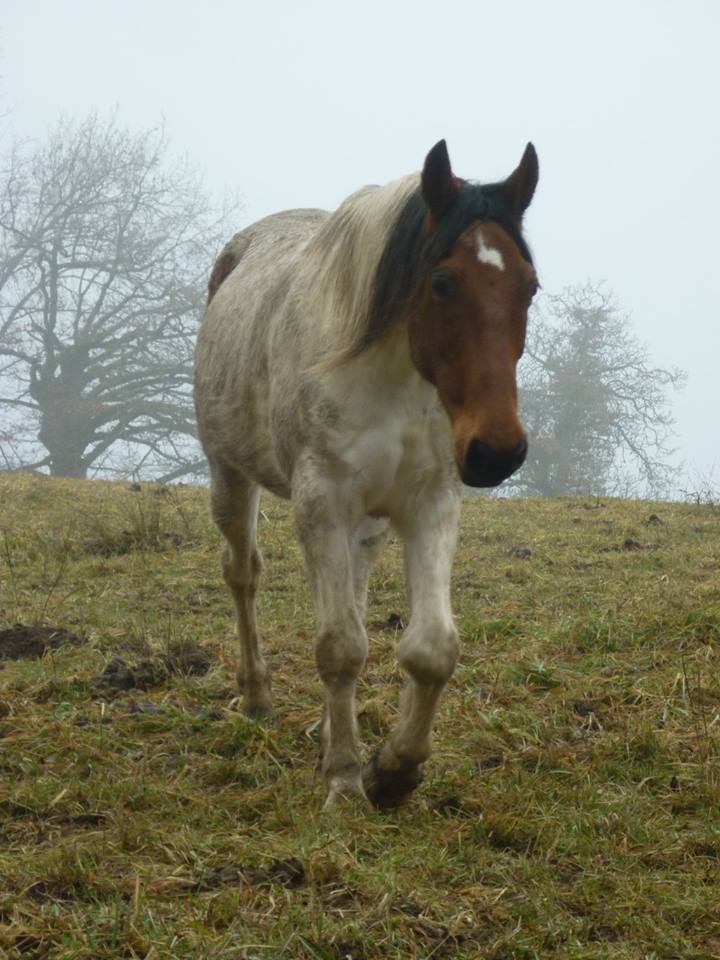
[356,181,532,356]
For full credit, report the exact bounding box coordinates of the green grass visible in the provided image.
[1,474,719,958]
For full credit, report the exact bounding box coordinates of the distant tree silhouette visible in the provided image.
[0,114,233,480]
[515,283,685,497]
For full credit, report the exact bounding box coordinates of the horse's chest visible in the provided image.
[342,407,452,512]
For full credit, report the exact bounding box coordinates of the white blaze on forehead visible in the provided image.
[475,227,505,271]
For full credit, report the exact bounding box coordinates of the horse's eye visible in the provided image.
[431,272,454,300]
[528,279,540,303]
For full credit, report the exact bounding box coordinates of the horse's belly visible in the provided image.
[195,372,293,497]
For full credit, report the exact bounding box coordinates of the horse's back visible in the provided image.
[205,208,327,304]
[195,208,328,493]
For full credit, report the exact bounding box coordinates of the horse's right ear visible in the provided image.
[421,140,459,221]
[501,143,539,219]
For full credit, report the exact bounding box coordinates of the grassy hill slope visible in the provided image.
[1,474,719,959]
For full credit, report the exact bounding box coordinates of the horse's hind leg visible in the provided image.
[363,490,460,808]
[209,462,272,718]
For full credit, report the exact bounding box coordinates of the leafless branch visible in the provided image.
[0,113,238,479]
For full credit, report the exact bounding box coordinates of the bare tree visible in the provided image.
[515,283,685,497]
[0,114,233,480]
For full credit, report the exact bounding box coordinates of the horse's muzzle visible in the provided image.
[461,437,528,488]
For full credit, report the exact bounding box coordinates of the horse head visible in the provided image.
[408,140,539,487]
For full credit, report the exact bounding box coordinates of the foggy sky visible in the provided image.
[2,0,719,489]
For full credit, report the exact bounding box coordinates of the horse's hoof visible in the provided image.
[244,702,274,721]
[362,751,424,809]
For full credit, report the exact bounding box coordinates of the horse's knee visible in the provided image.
[397,621,459,686]
[315,621,367,688]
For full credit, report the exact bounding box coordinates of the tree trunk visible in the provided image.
[46,448,88,478]
[38,395,91,479]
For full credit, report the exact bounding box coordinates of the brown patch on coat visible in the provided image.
[408,220,536,472]
[207,249,239,304]
[207,233,252,304]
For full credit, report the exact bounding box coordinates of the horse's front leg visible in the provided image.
[364,490,460,808]
[294,483,368,808]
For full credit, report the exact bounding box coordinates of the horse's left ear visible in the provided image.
[502,143,539,218]
[421,139,460,220]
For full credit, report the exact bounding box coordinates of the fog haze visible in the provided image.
[3,0,718,488]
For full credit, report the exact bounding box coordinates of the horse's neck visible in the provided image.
[326,325,436,418]
[303,175,419,365]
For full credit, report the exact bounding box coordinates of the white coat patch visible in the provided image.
[475,228,505,271]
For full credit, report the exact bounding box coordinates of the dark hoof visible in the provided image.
[362,752,424,809]
[244,702,274,722]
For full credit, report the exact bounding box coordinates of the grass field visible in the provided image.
[0,473,719,959]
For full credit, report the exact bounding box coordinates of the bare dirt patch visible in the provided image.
[92,640,211,693]
[0,624,84,662]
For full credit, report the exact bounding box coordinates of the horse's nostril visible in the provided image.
[466,439,493,475]
[463,437,528,488]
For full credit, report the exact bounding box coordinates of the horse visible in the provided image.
[194,140,539,809]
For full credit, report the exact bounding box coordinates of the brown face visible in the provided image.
[411,139,540,487]
[408,220,538,487]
